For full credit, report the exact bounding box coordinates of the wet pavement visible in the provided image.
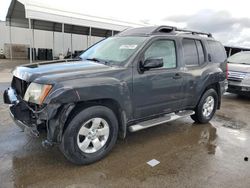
[1,60,250,188]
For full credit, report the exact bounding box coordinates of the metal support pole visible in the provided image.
[229,48,232,57]
[62,23,65,57]
[32,20,35,61]
[71,33,73,59]
[29,18,33,63]
[52,31,55,58]
[9,22,13,60]
[112,30,114,36]
[86,34,88,49]
[88,27,92,47]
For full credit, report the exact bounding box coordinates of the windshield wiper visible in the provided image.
[86,58,110,65]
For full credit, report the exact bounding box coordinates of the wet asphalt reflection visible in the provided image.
[1,91,250,187]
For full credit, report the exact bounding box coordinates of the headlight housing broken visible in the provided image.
[24,83,52,105]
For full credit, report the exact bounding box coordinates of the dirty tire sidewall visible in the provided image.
[60,106,118,165]
[192,89,218,124]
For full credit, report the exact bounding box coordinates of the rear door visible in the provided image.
[181,38,206,107]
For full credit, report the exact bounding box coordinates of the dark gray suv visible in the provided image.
[3,26,227,165]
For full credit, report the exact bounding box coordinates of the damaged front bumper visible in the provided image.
[3,87,75,145]
[4,88,37,134]
[9,107,40,137]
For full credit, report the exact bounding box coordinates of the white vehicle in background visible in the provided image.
[227,51,250,96]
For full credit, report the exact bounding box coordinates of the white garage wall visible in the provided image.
[91,36,104,46]
[0,22,8,52]
[34,30,53,49]
[0,21,105,58]
[63,33,71,55]
[10,26,30,45]
[72,34,88,52]
[54,32,65,56]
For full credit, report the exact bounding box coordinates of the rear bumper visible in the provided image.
[228,85,250,95]
[227,80,250,95]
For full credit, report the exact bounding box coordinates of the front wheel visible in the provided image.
[191,89,218,124]
[60,106,118,165]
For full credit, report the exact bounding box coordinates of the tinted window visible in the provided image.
[207,41,227,62]
[183,39,199,66]
[144,40,176,69]
[196,40,205,64]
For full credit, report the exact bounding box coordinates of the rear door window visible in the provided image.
[196,40,205,64]
[182,39,199,66]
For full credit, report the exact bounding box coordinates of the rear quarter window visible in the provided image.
[207,40,227,62]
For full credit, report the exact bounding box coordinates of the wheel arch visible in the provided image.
[64,98,127,140]
[197,82,221,109]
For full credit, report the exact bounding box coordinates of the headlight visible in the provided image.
[24,83,52,104]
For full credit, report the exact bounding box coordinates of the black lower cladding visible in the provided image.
[10,102,32,124]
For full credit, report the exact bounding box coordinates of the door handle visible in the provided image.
[172,73,182,79]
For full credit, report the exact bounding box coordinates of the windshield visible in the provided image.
[80,36,147,65]
[228,51,250,65]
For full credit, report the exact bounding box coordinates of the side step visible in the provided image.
[128,110,195,132]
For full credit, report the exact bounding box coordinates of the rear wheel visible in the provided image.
[60,106,118,165]
[191,89,218,123]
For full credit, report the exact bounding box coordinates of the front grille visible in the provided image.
[11,77,29,98]
[228,71,246,82]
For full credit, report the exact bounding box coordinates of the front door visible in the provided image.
[132,39,184,119]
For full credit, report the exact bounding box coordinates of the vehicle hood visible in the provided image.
[12,60,122,83]
[228,63,250,73]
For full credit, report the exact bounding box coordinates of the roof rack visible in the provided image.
[152,26,213,38]
[175,28,213,37]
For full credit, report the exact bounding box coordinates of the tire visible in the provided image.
[191,89,218,124]
[60,105,118,165]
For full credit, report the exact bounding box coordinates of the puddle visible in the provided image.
[214,115,247,130]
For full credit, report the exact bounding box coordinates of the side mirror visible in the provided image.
[143,58,164,70]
